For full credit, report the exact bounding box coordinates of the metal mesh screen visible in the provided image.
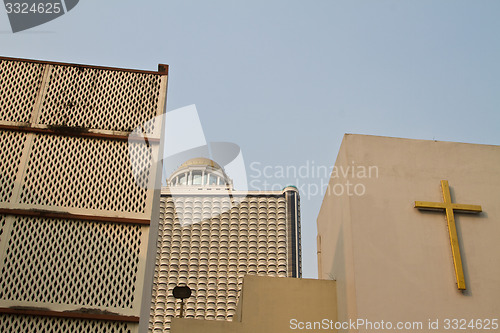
[0,314,136,333]
[18,135,151,213]
[0,215,5,242]
[0,57,167,330]
[37,65,162,132]
[0,59,45,123]
[149,195,288,332]
[0,216,143,309]
[0,130,27,203]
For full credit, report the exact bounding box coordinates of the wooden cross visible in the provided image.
[414,180,482,290]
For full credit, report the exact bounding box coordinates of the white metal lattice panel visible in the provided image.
[0,216,145,313]
[0,315,138,333]
[17,135,152,215]
[0,59,45,123]
[149,195,289,332]
[37,65,162,132]
[0,57,168,331]
[0,215,5,244]
[0,130,27,203]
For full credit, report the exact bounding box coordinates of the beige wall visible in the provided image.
[171,275,337,333]
[317,134,500,332]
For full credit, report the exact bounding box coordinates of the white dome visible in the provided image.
[167,158,232,188]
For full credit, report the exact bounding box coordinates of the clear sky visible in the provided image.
[2,0,499,278]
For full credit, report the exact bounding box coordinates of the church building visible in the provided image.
[317,134,500,332]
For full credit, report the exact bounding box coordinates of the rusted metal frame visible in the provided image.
[0,124,159,143]
[0,56,168,76]
[0,307,140,323]
[0,208,150,226]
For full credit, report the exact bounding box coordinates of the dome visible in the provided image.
[167,157,232,189]
[180,158,222,169]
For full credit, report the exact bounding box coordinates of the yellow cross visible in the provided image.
[414,180,482,290]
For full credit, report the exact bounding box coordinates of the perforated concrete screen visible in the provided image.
[18,135,152,213]
[0,216,144,309]
[148,189,301,332]
[0,131,26,202]
[0,57,168,333]
[0,314,136,333]
[37,65,161,132]
[0,60,45,123]
[0,58,162,132]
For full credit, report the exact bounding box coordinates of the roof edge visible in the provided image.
[0,55,168,76]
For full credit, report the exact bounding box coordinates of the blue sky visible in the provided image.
[2,0,499,278]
